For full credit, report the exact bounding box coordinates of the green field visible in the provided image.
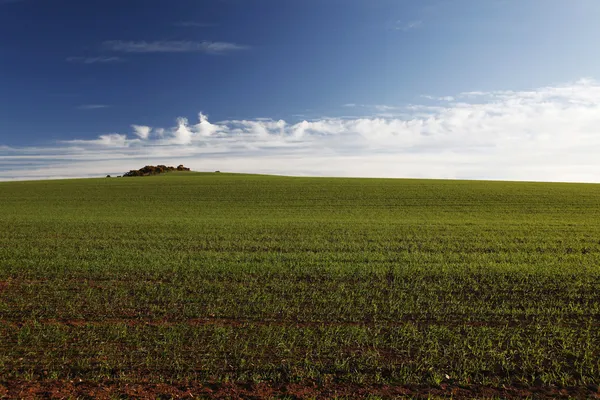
[1,172,600,398]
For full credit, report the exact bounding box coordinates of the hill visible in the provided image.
[1,174,599,398]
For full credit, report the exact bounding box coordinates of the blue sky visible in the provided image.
[1,0,600,181]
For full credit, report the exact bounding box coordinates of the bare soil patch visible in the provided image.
[1,380,598,399]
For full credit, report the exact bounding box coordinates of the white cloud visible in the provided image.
[395,20,423,31]
[67,56,123,64]
[422,95,455,102]
[103,40,249,54]
[2,79,600,182]
[131,125,152,140]
[64,133,132,147]
[96,134,129,147]
[78,104,110,110]
[459,91,488,98]
[175,21,215,28]
[341,104,405,113]
[374,104,402,112]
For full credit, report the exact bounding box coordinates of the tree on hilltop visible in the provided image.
[122,164,191,177]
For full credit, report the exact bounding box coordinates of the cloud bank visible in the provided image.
[2,79,600,182]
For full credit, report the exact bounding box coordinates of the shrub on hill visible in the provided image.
[123,165,190,177]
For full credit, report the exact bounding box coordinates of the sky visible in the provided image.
[1,0,600,182]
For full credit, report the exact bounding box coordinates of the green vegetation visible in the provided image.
[1,173,599,397]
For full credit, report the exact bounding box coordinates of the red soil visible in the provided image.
[0,380,598,399]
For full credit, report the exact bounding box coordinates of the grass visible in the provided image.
[1,172,600,396]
